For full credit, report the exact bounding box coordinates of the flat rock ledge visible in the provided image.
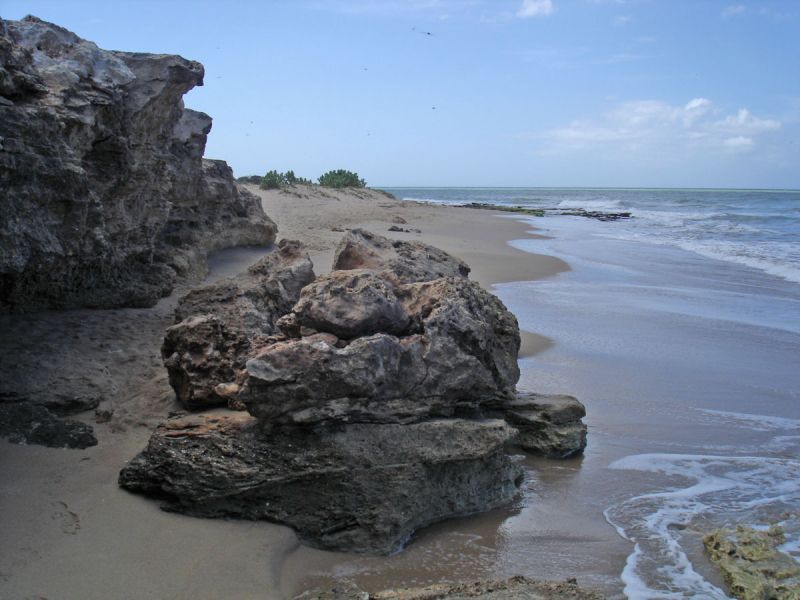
[120,231,588,553]
[118,412,521,554]
[296,575,605,599]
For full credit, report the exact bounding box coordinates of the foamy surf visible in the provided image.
[605,451,800,599]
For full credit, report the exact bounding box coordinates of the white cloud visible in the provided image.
[614,14,633,26]
[539,98,781,155]
[722,4,746,18]
[517,0,554,18]
[724,136,754,149]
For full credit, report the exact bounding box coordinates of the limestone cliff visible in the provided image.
[0,16,276,311]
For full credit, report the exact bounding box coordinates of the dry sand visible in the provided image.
[0,185,569,600]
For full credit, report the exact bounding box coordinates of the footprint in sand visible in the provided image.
[52,501,80,535]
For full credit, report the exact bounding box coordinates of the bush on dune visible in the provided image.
[318,169,366,188]
[260,170,287,189]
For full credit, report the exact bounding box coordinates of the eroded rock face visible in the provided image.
[333,228,470,283]
[0,16,276,311]
[163,240,314,409]
[118,412,521,554]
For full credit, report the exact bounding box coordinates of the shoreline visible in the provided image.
[0,186,578,600]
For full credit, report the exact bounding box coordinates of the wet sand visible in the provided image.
[0,186,571,600]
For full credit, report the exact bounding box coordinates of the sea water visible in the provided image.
[383,188,800,598]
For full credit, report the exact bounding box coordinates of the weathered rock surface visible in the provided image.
[162,240,314,409]
[296,575,605,599]
[0,401,97,448]
[0,16,276,311]
[243,275,520,425]
[118,412,521,554]
[333,229,470,283]
[703,525,800,600]
[505,393,587,458]
[122,230,588,554]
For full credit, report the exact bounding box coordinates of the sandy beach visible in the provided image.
[0,186,570,600]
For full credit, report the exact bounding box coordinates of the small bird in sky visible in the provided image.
[412,27,434,36]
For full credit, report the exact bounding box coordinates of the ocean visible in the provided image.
[380,188,800,598]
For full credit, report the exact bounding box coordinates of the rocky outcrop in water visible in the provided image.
[704,525,800,600]
[0,16,276,311]
[120,231,587,553]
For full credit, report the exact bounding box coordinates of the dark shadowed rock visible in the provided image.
[333,229,470,283]
[242,276,520,425]
[505,393,587,458]
[0,402,97,448]
[0,16,276,311]
[118,412,522,554]
[163,240,314,410]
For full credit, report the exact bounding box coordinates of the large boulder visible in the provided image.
[118,413,522,554]
[0,16,276,311]
[333,228,470,283]
[162,240,314,409]
[242,276,520,425]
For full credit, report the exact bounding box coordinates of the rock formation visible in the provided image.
[704,525,800,600]
[118,412,520,554]
[163,239,314,409]
[296,575,605,599]
[0,16,276,311]
[505,392,587,458]
[0,401,97,449]
[120,230,588,554]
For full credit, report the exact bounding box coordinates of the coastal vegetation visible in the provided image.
[249,168,365,190]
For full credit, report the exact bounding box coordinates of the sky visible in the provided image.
[3,0,799,188]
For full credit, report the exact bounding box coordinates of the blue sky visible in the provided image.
[3,0,799,188]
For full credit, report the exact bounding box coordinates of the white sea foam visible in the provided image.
[697,409,800,432]
[606,452,800,599]
[556,198,626,211]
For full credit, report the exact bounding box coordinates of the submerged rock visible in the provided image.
[505,393,587,458]
[0,16,276,311]
[118,412,521,554]
[0,402,97,449]
[703,525,800,600]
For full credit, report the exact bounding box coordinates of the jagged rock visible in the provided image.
[704,525,800,600]
[0,16,276,311]
[163,240,314,409]
[281,269,410,339]
[297,575,605,599]
[333,229,470,283]
[36,394,102,416]
[0,402,97,449]
[118,413,522,554]
[243,276,520,425]
[505,393,587,458]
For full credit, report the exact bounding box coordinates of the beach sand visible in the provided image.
[0,185,570,600]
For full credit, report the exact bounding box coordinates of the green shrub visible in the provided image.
[236,175,262,184]
[318,169,366,188]
[260,170,287,190]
